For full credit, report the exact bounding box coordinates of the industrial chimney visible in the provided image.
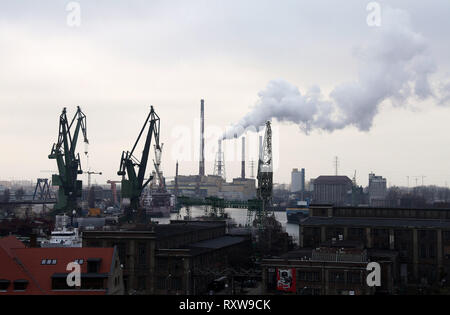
[241,137,246,179]
[218,139,222,176]
[199,99,205,177]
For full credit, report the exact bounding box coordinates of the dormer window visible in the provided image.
[13,279,28,291]
[0,279,10,291]
[87,258,102,273]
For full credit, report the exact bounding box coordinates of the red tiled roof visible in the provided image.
[0,236,115,295]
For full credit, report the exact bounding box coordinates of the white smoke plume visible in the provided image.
[223,7,448,140]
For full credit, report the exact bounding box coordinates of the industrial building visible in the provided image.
[166,175,256,201]
[262,239,395,295]
[312,176,353,206]
[82,220,252,295]
[298,204,450,292]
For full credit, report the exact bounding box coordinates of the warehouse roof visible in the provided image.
[301,216,450,228]
[314,176,353,185]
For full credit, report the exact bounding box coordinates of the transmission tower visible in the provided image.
[334,156,339,176]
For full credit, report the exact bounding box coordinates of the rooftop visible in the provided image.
[301,216,450,228]
[314,176,353,185]
[0,236,116,295]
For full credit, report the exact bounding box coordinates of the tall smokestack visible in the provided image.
[259,135,263,161]
[218,139,222,176]
[199,99,205,177]
[241,137,246,179]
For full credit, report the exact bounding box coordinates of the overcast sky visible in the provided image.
[1,0,450,188]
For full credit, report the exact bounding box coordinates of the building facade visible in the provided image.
[0,236,123,295]
[262,241,395,295]
[298,205,450,291]
[312,176,353,206]
[368,173,387,207]
[82,221,252,295]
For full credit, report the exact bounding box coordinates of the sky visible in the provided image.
[0,0,450,188]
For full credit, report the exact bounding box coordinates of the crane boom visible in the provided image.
[118,106,161,220]
[48,106,88,213]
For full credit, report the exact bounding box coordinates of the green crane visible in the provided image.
[48,106,88,214]
[117,106,161,222]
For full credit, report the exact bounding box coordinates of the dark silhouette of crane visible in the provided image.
[48,106,88,214]
[246,121,273,230]
[117,106,161,222]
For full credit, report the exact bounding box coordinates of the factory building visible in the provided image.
[82,221,252,295]
[218,178,257,201]
[262,240,395,295]
[312,176,353,206]
[167,175,256,201]
[298,204,450,291]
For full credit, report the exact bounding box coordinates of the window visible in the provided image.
[171,277,182,291]
[429,245,436,259]
[13,280,28,291]
[52,278,73,290]
[330,272,345,283]
[87,258,102,273]
[138,243,147,266]
[0,279,10,291]
[347,272,361,283]
[157,277,166,290]
[298,271,306,281]
[83,278,104,290]
[420,245,427,259]
[138,277,146,291]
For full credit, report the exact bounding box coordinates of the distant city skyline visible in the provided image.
[1,1,450,187]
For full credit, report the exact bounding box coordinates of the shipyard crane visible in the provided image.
[117,106,161,221]
[153,143,165,190]
[86,170,102,188]
[257,121,273,210]
[48,106,88,214]
[247,121,273,230]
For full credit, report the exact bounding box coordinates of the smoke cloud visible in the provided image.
[223,7,448,140]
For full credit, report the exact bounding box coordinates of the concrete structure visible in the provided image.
[368,173,387,207]
[298,204,450,290]
[312,176,353,206]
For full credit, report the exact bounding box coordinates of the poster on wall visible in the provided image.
[277,268,296,292]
